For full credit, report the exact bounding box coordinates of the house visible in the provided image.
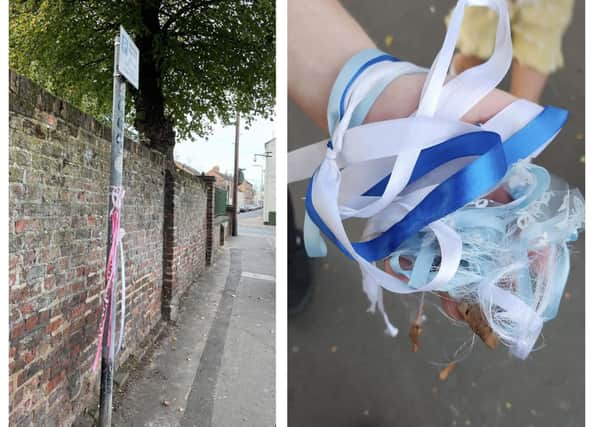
[239,180,256,206]
[206,165,234,204]
[207,166,256,209]
[263,138,275,224]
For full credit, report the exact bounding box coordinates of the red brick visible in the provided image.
[22,350,35,365]
[15,220,27,233]
[45,372,64,394]
[24,315,38,332]
[44,276,55,290]
[56,287,66,299]
[10,321,24,340]
[69,305,84,319]
[9,254,20,269]
[23,250,36,265]
[10,287,31,305]
[47,317,63,334]
[76,266,85,278]
[40,112,57,128]
[12,387,23,407]
[20,303,33,316]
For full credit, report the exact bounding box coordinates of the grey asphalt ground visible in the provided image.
[110,211,275,426]
[287,1,585,426]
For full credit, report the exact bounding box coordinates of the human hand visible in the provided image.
[371,74,518,320]
[383,186,513,321]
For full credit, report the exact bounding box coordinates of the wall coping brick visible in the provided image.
[214,216,229,225]
[9,70,166,167]
[199,175,216,183]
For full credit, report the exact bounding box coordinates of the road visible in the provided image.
[237,209,275,238]
[288,1,585,426]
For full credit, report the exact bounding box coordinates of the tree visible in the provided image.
[9,0,275,156]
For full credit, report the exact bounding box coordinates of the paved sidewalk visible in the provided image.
[111,212,275,427]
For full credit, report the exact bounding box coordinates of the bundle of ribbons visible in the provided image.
[288,0,584,360]
[92,186,127,372]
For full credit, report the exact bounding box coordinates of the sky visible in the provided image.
[174,115,275,190]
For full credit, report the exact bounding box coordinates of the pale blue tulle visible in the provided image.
[388,162,584,355]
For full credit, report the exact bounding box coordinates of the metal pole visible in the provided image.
[99,34,126,427]
[232,112,240,236]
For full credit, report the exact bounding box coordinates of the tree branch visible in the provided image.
[162,0,219,32]
[79,55,110,69]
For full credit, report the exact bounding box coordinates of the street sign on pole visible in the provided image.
[118,26,139,89]
[99,25,138,427]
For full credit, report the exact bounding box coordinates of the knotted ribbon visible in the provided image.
[92,186,127,371]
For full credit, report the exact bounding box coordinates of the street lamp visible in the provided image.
[254,151,272,163]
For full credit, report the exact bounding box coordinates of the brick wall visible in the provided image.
[213,217,231,255]
[162,169,209,321]
[204,179,231,267]
[204,176,215,266]
[8,71,226,426]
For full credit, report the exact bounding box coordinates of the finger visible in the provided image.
[383,259,464,321]
[438,292,464,321]
[384,258,410,283]
[486,186,513,204]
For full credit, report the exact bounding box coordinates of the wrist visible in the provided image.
[364,73,428,124]
[364,72,517,126]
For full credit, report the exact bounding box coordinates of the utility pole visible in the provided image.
[232,112,240,236]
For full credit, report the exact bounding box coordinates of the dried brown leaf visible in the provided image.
[439,361,457,381]
[457,302,498,349]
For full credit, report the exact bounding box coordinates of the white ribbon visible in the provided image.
[110,187,127,357]
[116,230,126,355]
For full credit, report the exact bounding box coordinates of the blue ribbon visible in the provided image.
[363,106,568,197]
[327,48,401,132]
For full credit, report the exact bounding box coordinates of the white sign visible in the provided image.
[118,26,139,89]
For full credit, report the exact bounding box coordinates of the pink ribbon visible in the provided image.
[92,187,124,372]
